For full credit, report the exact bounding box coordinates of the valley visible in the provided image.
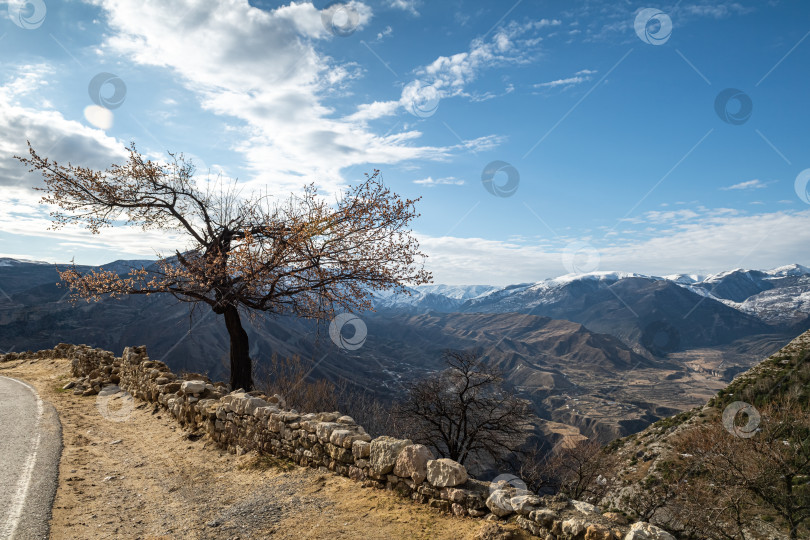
[2,258,808,449]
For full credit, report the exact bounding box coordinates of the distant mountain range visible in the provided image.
[2,257,808,445]
[377,264,810,323]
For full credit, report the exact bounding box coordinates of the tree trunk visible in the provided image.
[223,304,253,391]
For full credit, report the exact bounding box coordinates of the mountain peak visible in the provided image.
[0,257,50,267]
[766,263,810,277]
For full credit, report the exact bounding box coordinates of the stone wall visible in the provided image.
[2,344,676,540]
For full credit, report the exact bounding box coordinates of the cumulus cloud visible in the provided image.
[0,67,127,189]
[85,0,493,197]
[388,0,419,16]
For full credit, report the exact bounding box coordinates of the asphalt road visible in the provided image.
[0,376,62,540]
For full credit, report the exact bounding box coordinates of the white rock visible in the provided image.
[624,522,677,540]
[485,489,513,516]
[370,436,412,475]
[426,458,468,488]
[562,518,588,537]
[510,494,541,515]
[352,440,370,459]
[571,499,601,515]
[329,429,355,447]
[393,444,434,484]
[242,397,267,416]
[315,422,343,443]
[181,380,206,394]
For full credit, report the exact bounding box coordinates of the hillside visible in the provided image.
[602,329,810,539]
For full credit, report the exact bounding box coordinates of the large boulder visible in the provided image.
[510,494,541,515]
[393,444,434,484]
[562,518,589,537]
[426,458,468,488]
[369,436,412,475]
[571,499,601,515]
[624,522,676,540]
[485,489,513,517]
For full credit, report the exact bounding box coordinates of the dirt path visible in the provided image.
[0,357,515,540]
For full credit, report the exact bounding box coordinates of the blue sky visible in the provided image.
[1,0,809,284]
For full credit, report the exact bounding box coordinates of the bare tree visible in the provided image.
[636,397,810,539]
[17,142,431,390]
[393,350,533,468]
[522,438,619,503]
[257,353,340,412]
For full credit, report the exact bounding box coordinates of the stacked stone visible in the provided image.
[22,343,679,540]
[0,342,75,362]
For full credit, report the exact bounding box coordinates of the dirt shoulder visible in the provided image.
[1,357,522,540]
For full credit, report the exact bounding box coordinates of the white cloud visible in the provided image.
[375,25,393,41]
[535,69,596,89]
[721,179,768,190]
[87,0,492,197]
[418,209,810,285]
[0,65,202,262]
[388,0,419,16]
[413,176,464,186]
[680,2,754,19]
[346,19,554,122]
[0,67,127,189]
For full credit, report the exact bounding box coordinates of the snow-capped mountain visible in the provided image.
[374,264,810,328]
[0,257,49,267]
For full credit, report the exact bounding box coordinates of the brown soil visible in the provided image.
[1,357,531,539]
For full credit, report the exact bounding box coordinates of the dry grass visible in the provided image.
[1,357,515,539]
